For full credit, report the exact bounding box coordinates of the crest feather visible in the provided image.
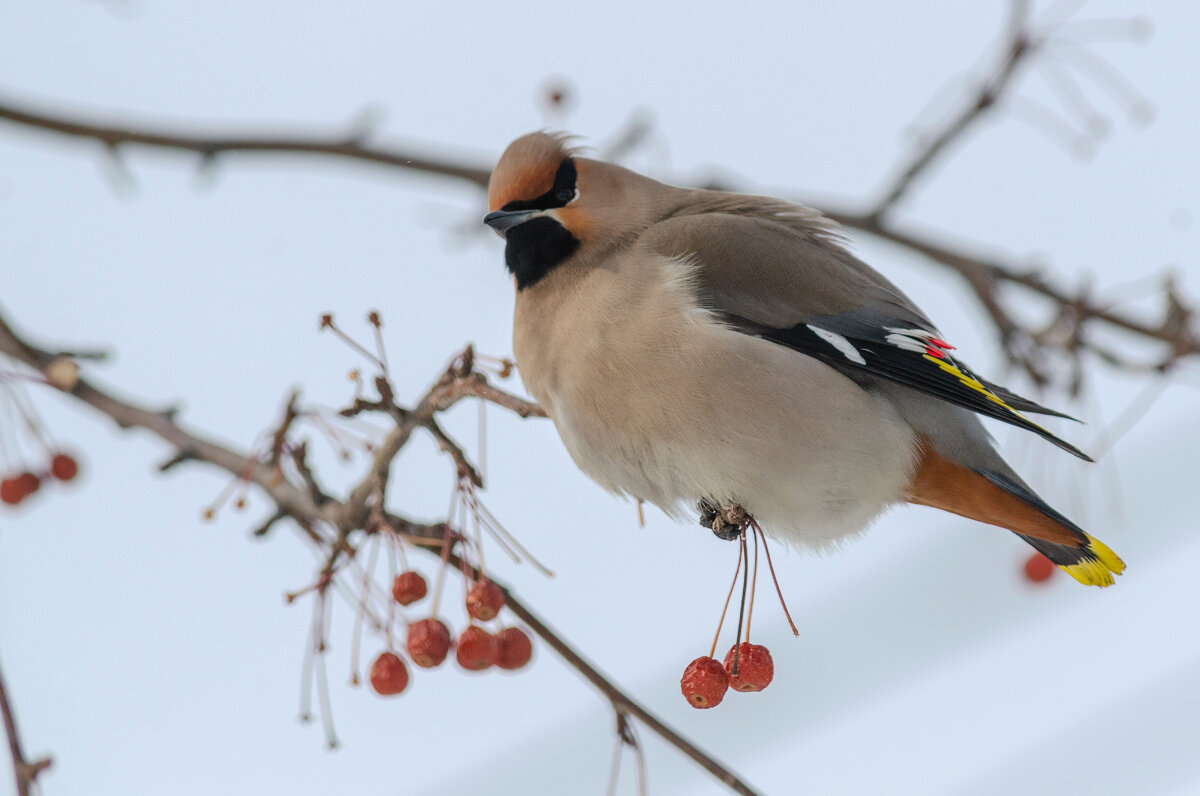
[488,131,580,211]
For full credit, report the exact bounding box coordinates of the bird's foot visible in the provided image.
[698,499,750,541]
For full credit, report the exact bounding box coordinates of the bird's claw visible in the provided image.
[698,499,749,541]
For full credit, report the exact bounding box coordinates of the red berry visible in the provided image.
[0,478,22,506]
[15,472,39,499]
[391,571,428,606]
[1024,553,1056,583]
[723,643,774,692]
[494,627,533,670]
[465,579,505,621]
[455,625,498,671]
[50,453,79,482]
[681,656,728,709]
[406,618,451,668]
[368,651,409,696]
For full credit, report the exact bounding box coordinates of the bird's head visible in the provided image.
[485,132,583,290]
[485,131,670,290]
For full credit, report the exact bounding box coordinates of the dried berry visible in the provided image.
[465,579,505,621]
[494,627,533,670]
[455,625,498,671]
[369,651,409,696]
[723,643,774,692]
[391,571,428,606]
[50,453,79,482]
[680,656,728,709]
[1023,552,1056,584]
[406,618,451,668]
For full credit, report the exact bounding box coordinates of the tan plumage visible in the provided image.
[485,132,1125,586]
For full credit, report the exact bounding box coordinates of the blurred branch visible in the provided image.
[820,210,1199,387]
[2,66,1192,393]
[870,0,1034,218]
[0,656,52,796]
[0,94,491,188]
[0,308,755,796]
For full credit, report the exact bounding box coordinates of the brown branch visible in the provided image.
[501,586,759,796]
[268,390,302,469]
[825,210,1200,362]
[422,415,484,487]
[2,88,1193,379]
[446,551,758,795]
[871,0,1034,217]
[0,311,332,525]
[0,93,490,189]
[1,308,751,794]
[290,441,332,506]
[0,655,52,796]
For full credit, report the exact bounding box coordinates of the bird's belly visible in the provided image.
[520,290,919,549]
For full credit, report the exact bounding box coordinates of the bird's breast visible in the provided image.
[512,254,919,548]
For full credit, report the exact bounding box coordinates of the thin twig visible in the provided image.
[0,655,52,796]
[871,0,1034,216]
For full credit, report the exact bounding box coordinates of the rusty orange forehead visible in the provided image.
[487,132,575,211]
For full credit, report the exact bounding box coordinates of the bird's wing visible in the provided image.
[638,210,1090,460]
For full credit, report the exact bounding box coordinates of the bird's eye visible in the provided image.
[556,188,576,204]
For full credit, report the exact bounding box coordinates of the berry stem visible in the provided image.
[319,313,387,373]
[753,519,799,636]
[394,526,410,572]
[430,519,453,620]
[467,480,487,577]
[473,492,555,577]
[477,398,487,486]
[367,310,391,380]
[314,631,339,750]
[746,526,759,643]
[731,532,750,675]
[709,538,743,660]
[348,532,380,685]
[386,533,398,646]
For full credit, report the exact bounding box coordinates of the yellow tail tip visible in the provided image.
[1060,534,1126,587]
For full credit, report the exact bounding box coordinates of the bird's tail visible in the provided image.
[907,446,1126,587]
[1018,532,1126,587]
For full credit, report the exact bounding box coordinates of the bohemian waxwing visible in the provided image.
[484,131,1125,586]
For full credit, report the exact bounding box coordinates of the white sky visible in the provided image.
[2,1,1198,795]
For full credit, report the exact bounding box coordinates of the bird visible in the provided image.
[483,131,1124,587]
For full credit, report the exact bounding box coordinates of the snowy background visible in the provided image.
[2,1,1198,794]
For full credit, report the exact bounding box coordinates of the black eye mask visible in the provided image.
[501,158,577,212]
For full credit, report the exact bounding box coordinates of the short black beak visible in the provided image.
[484,208,541,237]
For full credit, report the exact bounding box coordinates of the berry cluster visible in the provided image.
[680,515,796,710]
[681,643,775,708]
[1,452,79,507]
[368,570,534,698]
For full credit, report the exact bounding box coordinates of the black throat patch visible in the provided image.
[505,217,580,290]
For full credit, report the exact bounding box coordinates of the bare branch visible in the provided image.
[500,584,759,796]
[0,93,491,189]
[0,311,332,523]
[823,210,1200,367]
[870,0,1035,217]
[1,91,1192,384]
[0,655,52,796]
[422,415,484,487]
[1,307,753,793]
